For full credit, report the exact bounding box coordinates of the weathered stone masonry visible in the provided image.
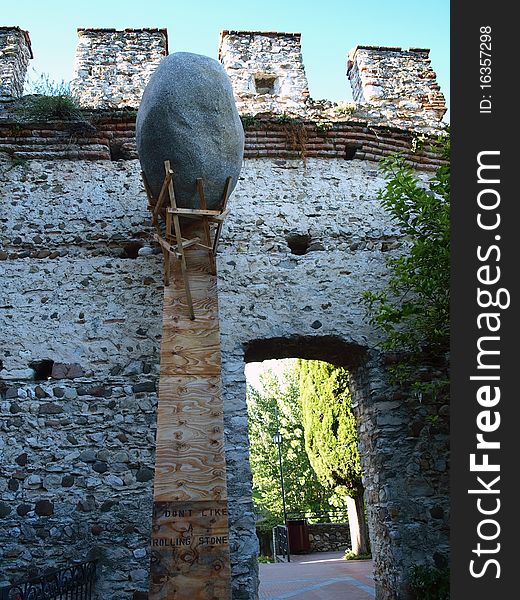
[0,114,446,167]
[0,27,32,101]
[70,28,168,109]
[308,523,352,553]
[347,45,446,122]
[219,31,309,114]
[0,27,449,600]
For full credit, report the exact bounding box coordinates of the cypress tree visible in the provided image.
[298,360,370,555]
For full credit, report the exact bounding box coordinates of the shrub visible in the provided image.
[240,113,258,129]
[362,138,450,392]
[409,565,450,600]
[19,73,79,120]
[334,102,356,116]
[343,549,372,560]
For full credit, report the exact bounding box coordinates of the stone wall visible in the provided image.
[218,31,309,114]
[216,158,449,600]
[0,27,32,100]
[0,157,160,598]
[0,159,162,378]
[308,523,351,553]
[0,151,450,600]
[0,378,158,597]
[347,46,447,121]
[0,112,446,168]
[70,29,168,109]
[1,23,449,600]
[349,354,449,600]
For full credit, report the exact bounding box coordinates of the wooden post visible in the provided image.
[142,170,171,286]
[196,178,216,275]
[149,217,232,599]
[164,161,195,320]
[212,177,232,255]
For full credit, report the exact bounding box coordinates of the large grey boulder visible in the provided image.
[136,52,244,210]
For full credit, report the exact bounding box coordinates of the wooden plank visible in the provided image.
[205,210,229,223]
[153,171,173,224]
[164,206,172,286]
[212,177,232,254]
[161,307,220,338]
[161,277,221,376]
[150,218,231,599]
[163,273,218,316]
[154,234,201,255]
[194,242,214,251]
[152,371,229,536]
[150,500,231,599]
[141,170,155,211]
[196,178,216,274]
[154,234,181,260]
[159,340,221,376]
[167,207,224,217]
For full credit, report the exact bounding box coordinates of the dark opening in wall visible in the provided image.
[254,75,277,95]
[286,234,311,255]
[345,144,359,160]
[30,360,55,380]
[121,242,143,259]
[109,140,131,161]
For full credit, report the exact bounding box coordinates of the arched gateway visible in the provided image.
[0,27,448,600]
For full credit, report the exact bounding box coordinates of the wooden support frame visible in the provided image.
[141,163,231,320]
[212,176,232,256]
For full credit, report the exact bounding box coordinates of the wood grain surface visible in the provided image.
[150,500,231,600]
[154,375,227,502]
[150,221,231,599]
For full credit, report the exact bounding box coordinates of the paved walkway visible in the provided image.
[259,552,375,600]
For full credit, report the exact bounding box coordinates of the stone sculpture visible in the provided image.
[136,51,244,210]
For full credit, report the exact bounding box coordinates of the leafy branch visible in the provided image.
[363,138,450,389]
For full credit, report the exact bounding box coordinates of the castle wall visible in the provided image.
[1,25,449,600]
[2,27,447,132]
[0,114,446,167]
[0,27,32,100]
[0,155,449,600]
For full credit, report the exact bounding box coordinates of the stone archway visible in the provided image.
[222,334,371,599]
[246,336,371,557]
[221,332,449,600]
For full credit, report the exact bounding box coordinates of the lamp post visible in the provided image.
[273,406,290,562]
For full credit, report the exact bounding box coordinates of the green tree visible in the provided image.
[247,361,336,533]
[298,360,370,555]
[363,138,450,391]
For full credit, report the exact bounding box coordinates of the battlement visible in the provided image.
[0,25,447,130]
[0,26,32,100]
[70,28,168,109]
[347,45,447,119]
[218,30,309,114]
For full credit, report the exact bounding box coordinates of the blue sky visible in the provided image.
[5,0,449,108]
